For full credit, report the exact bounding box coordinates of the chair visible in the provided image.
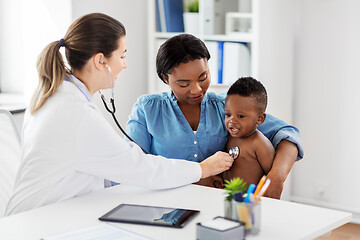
[0,109,21,217]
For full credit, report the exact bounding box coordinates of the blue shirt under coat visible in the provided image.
[126,91,304,162]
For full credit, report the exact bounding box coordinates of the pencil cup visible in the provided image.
[224,200,261,235]
[234,201,261,235]
[224,200,233,220]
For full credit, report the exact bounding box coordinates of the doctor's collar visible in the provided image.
[64,74,92,102]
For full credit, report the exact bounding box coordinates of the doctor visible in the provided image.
[5,13,233,216]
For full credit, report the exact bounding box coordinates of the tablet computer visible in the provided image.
[99,204,200,228]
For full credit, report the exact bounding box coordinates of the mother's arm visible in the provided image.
[265,140,297,198]
[257,114,304,199]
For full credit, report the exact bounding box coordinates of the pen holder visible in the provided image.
[224,200,261,235]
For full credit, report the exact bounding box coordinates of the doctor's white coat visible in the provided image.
[5,80,201,215]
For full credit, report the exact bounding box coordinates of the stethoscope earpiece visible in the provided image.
[100,61,110,69]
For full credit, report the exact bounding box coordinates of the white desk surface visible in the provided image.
[0,184,351,240]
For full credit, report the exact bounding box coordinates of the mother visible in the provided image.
[126,34,303,198]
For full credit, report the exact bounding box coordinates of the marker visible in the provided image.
[255,178,271,202]
[253,175,266,198]
[244,184,256,203]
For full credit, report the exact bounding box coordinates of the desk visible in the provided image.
[0,184,351,240]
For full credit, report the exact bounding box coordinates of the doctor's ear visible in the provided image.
[93,53,106,70]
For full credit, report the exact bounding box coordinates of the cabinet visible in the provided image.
[147,0,295,123]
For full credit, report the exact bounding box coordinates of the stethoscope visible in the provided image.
[99,63,150,154]
[228,146,239,160]
[98,63,240,159]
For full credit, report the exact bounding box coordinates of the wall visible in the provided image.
[257,0,295,124]
[0,0,148,132]
[291,0,360,222]
[72,0,148,131]
[0,0,72,100]
[0,0,71,136]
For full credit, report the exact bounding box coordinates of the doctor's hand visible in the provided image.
[199,151,233,179]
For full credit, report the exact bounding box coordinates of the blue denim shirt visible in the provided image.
[126,91,304,162]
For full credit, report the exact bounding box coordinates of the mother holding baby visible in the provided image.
[126,34,303,199]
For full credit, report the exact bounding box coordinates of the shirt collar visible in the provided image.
[65,74,92,102]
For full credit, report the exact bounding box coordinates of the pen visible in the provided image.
[253,175,266,198]
[255,178,271,202]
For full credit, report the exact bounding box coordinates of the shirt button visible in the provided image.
[194,154,198,158]
[194,141,197,145]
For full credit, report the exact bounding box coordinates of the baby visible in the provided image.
[223,77,275,185]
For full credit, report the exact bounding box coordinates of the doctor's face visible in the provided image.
[165,58,211,106]
[106,36,127,83]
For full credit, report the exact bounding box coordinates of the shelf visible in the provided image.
[210,84,231,88]
[203,33,253,43]
[149,0,256,94]
[154,32,253,43]
[154,32,183,39]
[226,12,253,19]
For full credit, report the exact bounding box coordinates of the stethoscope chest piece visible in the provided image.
[229,146,239,159]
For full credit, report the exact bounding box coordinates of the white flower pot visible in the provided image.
[183,12,199,34]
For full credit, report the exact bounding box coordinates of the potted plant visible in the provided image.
[223,177,247,219]
[183,0,199,34]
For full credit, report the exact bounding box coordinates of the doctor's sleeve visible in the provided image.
[125,99,152,153]
[75,110,201,189]
[257,113,304,161]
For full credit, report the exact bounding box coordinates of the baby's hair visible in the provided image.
[227,77,268,112]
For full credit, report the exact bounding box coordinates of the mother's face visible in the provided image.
[165,58,211,105]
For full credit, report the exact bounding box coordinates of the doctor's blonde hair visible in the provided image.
[30,13,126,114]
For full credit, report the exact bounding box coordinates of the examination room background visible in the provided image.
[0,0,359,223]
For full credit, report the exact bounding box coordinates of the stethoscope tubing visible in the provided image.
[100,96,150,154]
[100,64,150,154]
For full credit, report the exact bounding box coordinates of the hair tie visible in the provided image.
[59,39,65,47]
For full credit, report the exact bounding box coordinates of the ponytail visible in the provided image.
[30,41,67,114]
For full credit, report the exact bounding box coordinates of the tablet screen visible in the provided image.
[99,204,200,228]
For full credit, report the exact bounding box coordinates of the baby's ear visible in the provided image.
[256,112,266,125]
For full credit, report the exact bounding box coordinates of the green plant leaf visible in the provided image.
[185,0,199,12]
[223,178,247,201]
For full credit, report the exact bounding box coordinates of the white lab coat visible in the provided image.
[5,79,201,216]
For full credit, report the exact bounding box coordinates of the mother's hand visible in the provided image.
[199,151,233,179]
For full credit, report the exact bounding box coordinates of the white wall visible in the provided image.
[291,0,360,222]
[0,0,148,132]
[72,0,148,131]
[257,0,295,124]
[0,0,71,100]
